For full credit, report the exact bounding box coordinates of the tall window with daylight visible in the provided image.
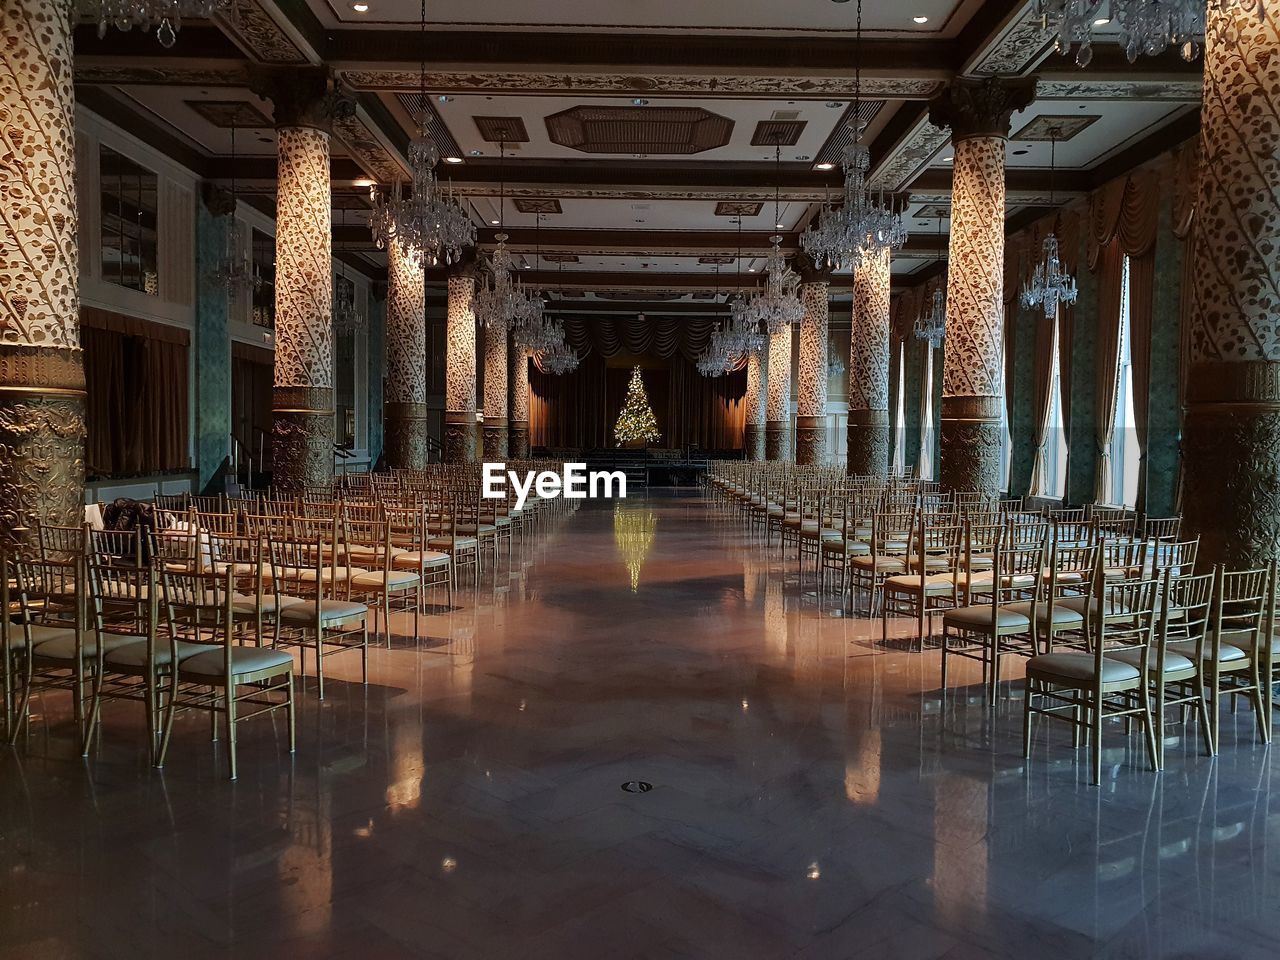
[919,345,935,481]
[1109,256,1139,507]
[100,145,159,296]
[1038,319,1069,499]
[892,343,906,476]
[998,326,1012,494]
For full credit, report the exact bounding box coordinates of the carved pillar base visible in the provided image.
[444,410,478,464]
[1183,360,1280,569]
[273,386,335,492]
[794,415,825,466]
[509,420,530,460]
[765,421,789,461]
[939,396,1002,497]
[383,400,429,470]
[847,408,889,477]
[483,417,509,461]
[0,345,86,553]
[743,423,765,462]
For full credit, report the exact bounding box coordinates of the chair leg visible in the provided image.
[1140,682,1159,772]
[225,685,238,781]
[286,672,296,754]
[1022,677,1035,758]
[1091,696,1103,785]
[315,634,325,701]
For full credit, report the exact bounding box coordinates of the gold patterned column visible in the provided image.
[383,240,427,469]
[795,273,830,466]
[929,76,1036,496]
[251,68,353,492]
[765,324,792,460]
[0,0,84,551]
[482,322,508,460]
[1183,6,1280,568]
[848,248,891,477]
[743,336,768,461]
[510,347,530,459]
[444,273,478,462]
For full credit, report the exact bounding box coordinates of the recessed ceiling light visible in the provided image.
[353,178,374,188]
[438,95,452,103]
[747,267,757,272]
[351,2,369,12]
[814,162,835,171]
[776,223,785,229]
[943,156,954,162]
[470,149,483,156]
[913,15,929,23]
[1094,17,1111,25]
[444,156,463,163]
[490,219,500,225]
[632,98,649,106]
[826,101,843,108]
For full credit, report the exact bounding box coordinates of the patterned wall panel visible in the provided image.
[386,243,426,405]
[797,283,829,418]
[943,135,1006,399]
[483,323,508,418]
[766,325,792,423]
[850,251,890,413]
[273,126,333,389]
[446,276,477,413]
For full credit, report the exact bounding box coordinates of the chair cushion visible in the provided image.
[884,573,956,595]
[22,623,77,647]
[35,631,143,660]
[851,556,907,572]
[1003,600,1085,628]
[1059,596,1133,620]
[1168,638,1249,664]
[350,570,420,591]
[942,605,1031,631]
[105,638,211,669]
[279,599,368,627]
[296,566,368,583]
[231,593,308,617]
[1106,647,1196,678]
[1027,651,1141,685]
[180,646,294,680]
[428,536,479,551]
[822,539,871,555]
[392,550,451,569]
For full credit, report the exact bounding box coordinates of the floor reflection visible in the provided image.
[1,490,1278,958]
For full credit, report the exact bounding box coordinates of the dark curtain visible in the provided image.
[232,341,274,471]
[531,352,745,451]
[82,309,189,479]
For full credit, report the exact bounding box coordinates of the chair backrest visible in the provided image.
[1143,516,1182,542]
[913,513,963,576]
[1211,562,1275,659]
[1157,568,1213,669]
[1151,537,1199,578]
[1090,573,1159,675]
[86,552,156,646]
[992,542,1045,606]
[159,565,236,654]
[37,522,85,563]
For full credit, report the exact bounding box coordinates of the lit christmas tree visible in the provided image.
[614,366,662,447]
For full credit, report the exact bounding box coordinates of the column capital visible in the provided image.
[249,65,355,133]
[929,76,1037,143]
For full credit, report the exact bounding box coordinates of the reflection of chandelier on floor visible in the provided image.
[368,0,475,266]
[613,505,657,592]
[800,0,906,271]
[1019,128,1078,319]
[92,0,230,48]
[1036,1,1263,67]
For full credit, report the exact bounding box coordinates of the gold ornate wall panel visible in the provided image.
[445,275,478,462]
[272,125,334,490]
[0,1,85,548]
[482,322,508,460]
[384,241,428,469]
[795,282,828,465]
[744,339,767,461]
[765,324,791,460]
[1184,8,1280,566]
[847,249,891,477]
[942,135,1006,400]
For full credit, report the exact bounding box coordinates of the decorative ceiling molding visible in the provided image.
[751,119,806,146]
[868,115,951,192]
[473,115,531,143]
[966,5,1053,77]
[75,62,253,86]
[1010,114,1099,141]
[545,105,734,155]
[714,200,763,216]
[339,70,943,99]
[329,110,407,183]
[184,99,273,128]
[1035,77,1203,101]
[216,0,309,65]
[448,185,829,202]
[513,198,563,214]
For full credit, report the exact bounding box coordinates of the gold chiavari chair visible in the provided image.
[155,565,295,780]
[849,508,916,616]
[384,505,453,608]
[1023,569,1161,784]
[344,516,422,643]
[1143,516,1182,542]
[428,498,480,587]
[1006,541,1099,656]
[881,512,963,647]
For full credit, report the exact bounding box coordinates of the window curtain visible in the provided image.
[1053,213,1081,454]
[918,345,935,481]
[1087,168,1160,503]
[1029,314,1058,496]
[82,308,189,479]
[1170,140,1199,513]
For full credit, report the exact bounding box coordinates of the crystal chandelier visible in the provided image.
[477,201,543,332]
[518,261,574,371]
[539,337,579,375]
[1038,1,1264,67]
[211,125,254,300]
[1020,129,1078,318]
[368,0,475,266]
[747,236,805,334]
[800,0,907,271]
[92,0,230,48]
[697,260,763,377]
[914,213,946,348]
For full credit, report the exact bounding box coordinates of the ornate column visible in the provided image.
[195,186,234,493]
[251,67,353,492]
[510,347,530,459]
[848,248,891,477]
[444,272,478,462]
[1183,6,1280,568]
[929,76,1036,496]
[743,336,768,461]
[0,0,84,550]
[765,325,792,460]
[795,264,831,465]
[383,241,428,469]
[482,323,508,459]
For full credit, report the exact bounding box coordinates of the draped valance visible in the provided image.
[533,313,740,373]
[1087,168,1162,268]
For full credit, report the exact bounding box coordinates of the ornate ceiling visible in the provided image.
[71,0,1202,312]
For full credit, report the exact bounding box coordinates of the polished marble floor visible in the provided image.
[2,489,1279,959]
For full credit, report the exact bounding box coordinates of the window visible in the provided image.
[998,327,1012,494]
[334,275,359,450]
[251,228,275,328]
[892,342,906,476]
[1108,256,1140,508]
[1040,322,1069,499]
[100,145,159,295]
[919,345,935,481]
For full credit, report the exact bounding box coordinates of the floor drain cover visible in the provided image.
[621,781,653,793]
